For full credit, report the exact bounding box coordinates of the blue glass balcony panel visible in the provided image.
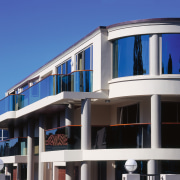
[0,95,17,115]
[0,140,9,156]
[58,70,93,93]
[74,71,92,92]
[0,70,92,114]
[0,137,27,157]
[19,75,55,109]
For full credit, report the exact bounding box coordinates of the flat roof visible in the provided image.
[107,18,180,29]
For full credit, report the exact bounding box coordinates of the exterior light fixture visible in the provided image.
[124,159,137,174]
[105,100,110,103]
[0,159,4,170]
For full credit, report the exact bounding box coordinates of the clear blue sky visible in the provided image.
[0,0,179,99]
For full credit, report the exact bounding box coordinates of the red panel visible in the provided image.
[58,167,66,180]
[13,167,17,180]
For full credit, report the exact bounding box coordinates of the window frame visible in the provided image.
[76,45,93,71]
[57,58,72,75]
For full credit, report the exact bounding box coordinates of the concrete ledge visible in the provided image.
[122,174,140,180]
[0,155,27,164]
[0,91,108,122]
[161,174,180,180]
[41,148,180,162]
[83,149,180,161]
[41,150,82,162]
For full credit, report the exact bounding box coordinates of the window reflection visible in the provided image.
[113,35,149,78]
[162,34,180,74]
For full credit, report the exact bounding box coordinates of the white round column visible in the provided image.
[81,162,91,180]
[81,99,91,180]
[151,94,161,148]
[27,120,34,180]
[38,115,45,180]
[147,160,159,180]
[65,104,74,126]
[149,34,159,76]
[81,99,91,150]
[66,162,74,180]
[149,94,161,179]
[65,104,74,180]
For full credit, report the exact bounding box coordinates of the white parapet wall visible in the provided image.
[122,174,140,180]
[161,174,180,180]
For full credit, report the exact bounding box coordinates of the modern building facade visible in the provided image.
[0,18,180,180]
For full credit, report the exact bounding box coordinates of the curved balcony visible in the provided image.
[92,123,151,149]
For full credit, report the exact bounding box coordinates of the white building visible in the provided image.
[0,18,180,180]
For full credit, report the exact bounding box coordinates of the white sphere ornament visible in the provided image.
[0,159,4,171]
[124,159,137,174]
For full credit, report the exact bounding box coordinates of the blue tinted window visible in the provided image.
[57,59,71,75]
[162,34,180,74]
[67,60,71,74]
[113,35,149,78]
[91,45,93,70]
[57,66,62,74]
[76,45,93,70]
[85,47,90,70]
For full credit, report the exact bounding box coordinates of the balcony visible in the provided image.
[45,125,81,151]
[0,95,19,115]
[19,70,93,109]
[0,137,27,157]
[92,123,151,149]
[45,123,151,152]
[0,70,93,115]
